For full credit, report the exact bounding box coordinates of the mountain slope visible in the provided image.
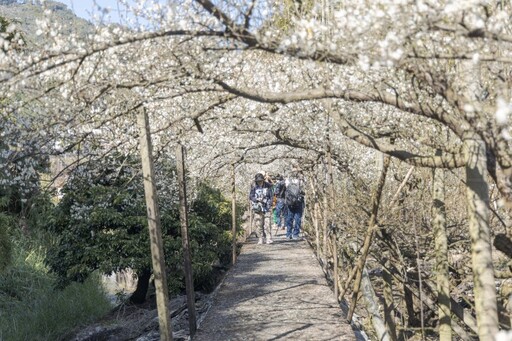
[0,0,93,46]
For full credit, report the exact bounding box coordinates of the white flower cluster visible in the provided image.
[495,97,512,140]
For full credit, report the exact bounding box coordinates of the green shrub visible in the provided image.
[45,155,243,297]
[0,218,12,273]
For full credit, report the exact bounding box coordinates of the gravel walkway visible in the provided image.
[193,230,358,341]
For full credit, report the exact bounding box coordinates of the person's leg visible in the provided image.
[275,200,284,229]
[254,212,264,243]
[285,205,293,239]
[292,207,303,238]
[281,203,288,228]
[264,212,273,243]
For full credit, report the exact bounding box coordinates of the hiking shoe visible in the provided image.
[292,235,300,240]
[287,235,292,240]
[266,238,273,244]
[257,238,263,244]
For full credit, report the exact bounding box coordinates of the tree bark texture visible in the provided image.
[346,153,391,322]
[494,233,512,259]
[129,267,152,304]
[465,134,498,340]
[432,164,451,341]
[382,260,398,341]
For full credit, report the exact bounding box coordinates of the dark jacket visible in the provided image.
[273,179,287,201]
[249,181,273,212]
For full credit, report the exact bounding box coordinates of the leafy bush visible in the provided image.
[45,155,241,298]
[187,182,242,292]
[45,154,158,288]
[0,212,12,273]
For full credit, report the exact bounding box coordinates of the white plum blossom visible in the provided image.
[496,98,511,125]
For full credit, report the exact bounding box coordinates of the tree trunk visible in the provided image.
[465,133,498,340]
[346,153,391,322]
[494,233,512,259]
[432,163,451,341]
[129,268,152,304]
[382,259,398,341]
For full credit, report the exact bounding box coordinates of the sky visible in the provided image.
[59,0,122,21]
[57,0,164,25]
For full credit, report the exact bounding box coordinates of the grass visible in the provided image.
[0,230,112,341]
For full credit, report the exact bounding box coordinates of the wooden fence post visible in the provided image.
[232,163,237,265]
[137,109,173,341]
[176,143,197,336]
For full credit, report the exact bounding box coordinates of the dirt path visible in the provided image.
[193,230,359,341]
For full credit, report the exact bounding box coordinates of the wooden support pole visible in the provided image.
[137,109,173,341]
[176,143,197,337]
[232,163,237,265]
[327,146,338,300]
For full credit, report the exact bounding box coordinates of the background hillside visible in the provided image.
[0,0,93,45]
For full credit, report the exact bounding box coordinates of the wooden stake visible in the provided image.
[176,143,197,336]
[232,163,237,265]
[137,109,173,341]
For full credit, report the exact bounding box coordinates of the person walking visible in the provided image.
[273,174,287,231]
[249,172,274,244]
[285,168,305,240]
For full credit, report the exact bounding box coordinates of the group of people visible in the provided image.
[249,168,306,244]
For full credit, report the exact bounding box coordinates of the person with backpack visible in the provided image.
[249,172,274,244]
[285,168,306,240]
[273,174,287,231]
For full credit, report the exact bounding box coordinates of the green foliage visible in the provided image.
[44,156,239,295]
[0,224,12,273]
[0,195,13,272]
[186,182,243,292]
[191,182,233,229]
[45,155,155,287]
[0,230,110,341]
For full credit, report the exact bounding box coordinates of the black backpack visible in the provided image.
[276,180,286,199]
[285,179,303,208]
